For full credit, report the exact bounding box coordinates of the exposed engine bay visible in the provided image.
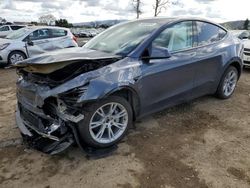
[15,54,125,155]
[17,58,121,87]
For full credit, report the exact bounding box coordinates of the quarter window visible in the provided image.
[152,21,193,52]
[196,21,227,46]
[51,29,67,38]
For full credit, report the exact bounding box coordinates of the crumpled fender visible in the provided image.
[28,57,142,107]
[78,61,142,102]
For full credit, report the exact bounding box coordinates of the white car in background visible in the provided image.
[0,26,78,65]
[243,40,250,67]
[230,30,250,67]
[240,31,250,68]
[0,25,25,38]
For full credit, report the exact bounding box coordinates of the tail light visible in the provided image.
[73,35,77,43]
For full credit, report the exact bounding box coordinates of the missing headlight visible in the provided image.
[58,86,88,105]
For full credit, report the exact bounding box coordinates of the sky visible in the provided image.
[0,0,249,23]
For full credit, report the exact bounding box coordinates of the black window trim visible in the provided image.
[140,19,229,58]
[193,20,228,47]
[170,20,228,55]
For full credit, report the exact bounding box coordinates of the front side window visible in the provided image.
[51,29,67,38]
[28,29,50,41]
[196,21,227,46]
[152,21,193,52]
[0,26,10,32]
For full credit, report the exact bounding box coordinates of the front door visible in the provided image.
[138,21,197,116]
[25,29,54,57]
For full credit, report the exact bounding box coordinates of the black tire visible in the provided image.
[216,66,238,99]
[8,51,26,65]
[77,96,133,148]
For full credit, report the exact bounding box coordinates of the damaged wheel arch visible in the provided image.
[105,87,141,121]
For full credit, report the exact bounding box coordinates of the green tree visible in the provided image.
[55,19,72,28]
[244,18,249,30]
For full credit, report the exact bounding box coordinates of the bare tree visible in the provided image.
[153,0,178,17]
[132,0,142,19]
[39,14,56,26]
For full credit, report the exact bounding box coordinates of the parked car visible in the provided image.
[0,25,25,38]
[0,26,78,65]
[79,31,92,37]
[15,18,243,154]
[230,30,250,67]
[243,40,250,67]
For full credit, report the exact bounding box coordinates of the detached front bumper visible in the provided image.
[16,103,75,154]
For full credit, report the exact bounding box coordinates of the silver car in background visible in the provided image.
[0,25,25,38]
[0,26,78,65]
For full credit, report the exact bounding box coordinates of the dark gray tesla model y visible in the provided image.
[15,18,244,154]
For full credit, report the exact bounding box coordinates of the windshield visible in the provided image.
[84,21,161,56]
[5,28,30,39]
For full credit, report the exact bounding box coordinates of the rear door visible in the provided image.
[49,28,71,50]
[138,21,197,115]
[25,29,54,57]
[192,21,227,97]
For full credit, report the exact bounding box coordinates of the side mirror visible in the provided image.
[27,39,34,46]
[141,46,171,60]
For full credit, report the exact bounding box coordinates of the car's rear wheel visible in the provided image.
[77,96,132,148]
[8,51,26,65]
[216,66,238,99]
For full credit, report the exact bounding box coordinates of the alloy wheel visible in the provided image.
[89,102,128,144]
[222,69,238,97]
[10,53,25,64]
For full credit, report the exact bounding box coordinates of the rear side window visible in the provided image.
[10,26,24,30]
[51,29,67,38]
[0,26,10,31]
[196,21,227,46]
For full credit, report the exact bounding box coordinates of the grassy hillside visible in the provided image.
[221,20,246,30]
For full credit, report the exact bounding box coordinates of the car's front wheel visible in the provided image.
[8,51,26,65]
[216,66,239,99]
[77,96,132,148]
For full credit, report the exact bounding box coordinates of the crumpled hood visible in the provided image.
[14,47,121,66]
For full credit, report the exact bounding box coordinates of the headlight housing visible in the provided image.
[0,43,10,50]
[58,86,88,105]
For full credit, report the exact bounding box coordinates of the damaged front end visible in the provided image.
[15,48,124,154]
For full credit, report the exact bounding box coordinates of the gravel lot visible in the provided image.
[0,68,250,188]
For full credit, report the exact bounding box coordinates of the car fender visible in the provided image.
[7,42,27,57]
[77,62,142,103]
